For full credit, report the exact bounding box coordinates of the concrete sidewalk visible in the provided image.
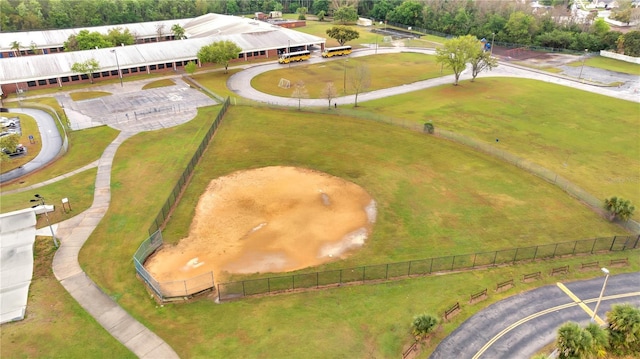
[51,131,179,359]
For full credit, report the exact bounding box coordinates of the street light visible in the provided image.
[591,267,610,324]
[343,59,349,95]
[110,49,123,87]
[30,194,59,248]
[578,49,588,81]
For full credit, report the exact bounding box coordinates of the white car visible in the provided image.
[0,117,16,128]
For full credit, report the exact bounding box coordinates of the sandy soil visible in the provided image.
[145,166,377,284]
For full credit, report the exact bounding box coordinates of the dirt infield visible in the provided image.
[145,166,377,283]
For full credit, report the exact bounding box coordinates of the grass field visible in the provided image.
[251,53,451,97]
[354,77,640,216]
[142,79,176,90]
[78,101,630,358]
[568,56,640,75]
[1,31,639,358]
[69,91,111,101]
[0,238,135,359]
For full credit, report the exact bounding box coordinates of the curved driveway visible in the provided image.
[0,108,62,183]
[228,48,640,105]
[431,272,640,358]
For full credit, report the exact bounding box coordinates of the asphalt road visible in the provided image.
[430,272,640,359]
[0,108,62,184]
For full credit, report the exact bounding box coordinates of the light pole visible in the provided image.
[343,59,349,95]
[30,194,59,248]
[490,32,495,56]
[591,267,610,324]
[110,49,123,87]
[288,40,291,68]
[579,49,588,81]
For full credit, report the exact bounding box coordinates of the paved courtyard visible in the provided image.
[56,77,218,132]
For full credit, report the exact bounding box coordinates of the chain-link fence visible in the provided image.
[133,230,215,300]
[217,235,639,301]
[148,97,230,235]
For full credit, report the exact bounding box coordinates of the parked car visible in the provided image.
[0,117,16,127]
[1,143,26,156]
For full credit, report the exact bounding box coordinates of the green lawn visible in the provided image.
[251,53,452,98]
[354,77,640,216]
[80,103,628,358]
[69,91,111,101]
[0,237,135,359]
[0,125,119,192]
[0,112,42,173]
[569,56,640,75]
[142,79,176,90]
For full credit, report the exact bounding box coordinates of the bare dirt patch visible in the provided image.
[145,166,377,283]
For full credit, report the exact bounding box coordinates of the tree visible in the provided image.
[106,27,135,47]
[321,82,337,109]
[557,322,596,359]
[603,197,636,221]
[156,23,165,41]
[607,304,640,355]
[29,41,41,55]
[296,6,307,20]
[502,11,538,45]
[312,0,330,15]
[349,63,371,107]
[317,10,326,21]
[326,26,360,46]
[291,80,309,110]
[197,40,242,74]
[469,50,498,81]
[333,5,358,24]
[10,41,21,57]
[65,30,111,51]
[184,61,197,75]
[0,134,21,162]
[387,0,422,27]
[412,314,438,339]
[71,58,100,84]
[171,24,185,40]
[622,31,640,57]
[435,35,480,86]
[591,18,610,38]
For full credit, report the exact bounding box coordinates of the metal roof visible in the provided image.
[0,14,325,85]
[0,18,193,51]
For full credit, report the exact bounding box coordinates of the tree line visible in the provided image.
[3,0,639,55]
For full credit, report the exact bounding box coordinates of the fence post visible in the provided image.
[242,281,246,296]
[591,238,597,254]
[316,272,319,288]
[610,236,617,251]
[385,264,389,279]
[408,261,412,276]
[429,258,433,273]
[340,270,343,284]
[218,284,221,302]
[572,240,578,255]
[268,278,271,293]
[513,248,519,263]
[472,253,477,268]
[492,251,498,266]
[292,275,295,290]
[533,246,538,260]
[552,243,559,258]
[451,256,455,271]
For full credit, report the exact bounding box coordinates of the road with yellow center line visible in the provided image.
[430,272,639,359]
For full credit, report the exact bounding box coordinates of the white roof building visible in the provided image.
[1,13,325,90]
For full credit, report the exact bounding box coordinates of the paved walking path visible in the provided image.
[5,47,637,359]
[51,131,179,359]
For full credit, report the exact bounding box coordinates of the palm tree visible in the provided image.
[171,24,185,40]
[10,41,21,57]
[557,322,595,359]
[607,304,640,355]
[603,196,636,221]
